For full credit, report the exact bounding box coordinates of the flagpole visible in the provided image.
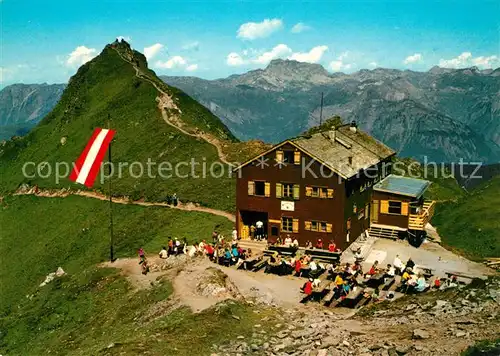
[108,116,114,262]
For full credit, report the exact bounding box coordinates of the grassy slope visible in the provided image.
[0,266,274,356]
[432,175,500,260]
[0,44,236,211]
[0,195,233,315]
[393,157,466,202]
[0,195,271,356]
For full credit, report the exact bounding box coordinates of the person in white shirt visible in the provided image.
[309,261,318,271]
[159,247,168,259]
[188,244,197,258]
[255,220,264,240]
[232,229,238,241]
[385,264,396,277]
[393,255,405,274]
[292,238,299,247]
[284,235,292,247]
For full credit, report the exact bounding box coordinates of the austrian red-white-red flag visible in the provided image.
[69,128,116,188]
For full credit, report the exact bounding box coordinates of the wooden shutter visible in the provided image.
[326,223,333,233]
[365,203,369,219]
[276,150,284,163]
[293,184,300,200]
[380,200,389,214]
[401,202,409,216]
[264,182,271,197]
[294,151,301,165]
[292,218,299,233]
[327,188,334,198]
[306,186,313,197]
[248,181,255,196]
[276,183,283,198]
[305,221,311,231]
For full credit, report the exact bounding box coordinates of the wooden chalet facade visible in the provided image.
[233,123,398,251]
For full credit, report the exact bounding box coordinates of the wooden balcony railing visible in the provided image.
[408,200,436,230]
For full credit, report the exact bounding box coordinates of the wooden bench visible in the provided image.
[268,245,299,256]
[381,277,396,291]
[305,248,341,260]
[252,256,269,271]
[341,287,365,308]
[239,253,264,270]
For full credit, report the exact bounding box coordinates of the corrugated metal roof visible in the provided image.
[291,126,395,178]
[374,174,431,198]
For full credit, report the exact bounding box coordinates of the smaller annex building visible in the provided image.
[233,122,397,251]
[370,174,436,241]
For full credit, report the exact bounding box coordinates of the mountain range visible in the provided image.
[0,83,65,140]
[1,59,499,164]
[162,60,500,164]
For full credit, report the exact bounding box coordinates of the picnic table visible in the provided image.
[364,273,385,288]
[268,245,299,256]
[252,256,269,271]
[240,253,263,270]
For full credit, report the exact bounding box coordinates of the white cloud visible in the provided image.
[226,44,329,67]
[291,22,311,33]
[237,18,283,40]
[254,44,292,64]
[226,52,246,66]
[329,51,353,72]
[144,43,164,60]
[404,53,423,64]
[116,36,131,42]
[155,56,187,69]
[154,56,198,72]
[182,41,200,51]
[439,52,499,69]
[289,45,328,63]
[66,46,97,67]
[369,61,378,68]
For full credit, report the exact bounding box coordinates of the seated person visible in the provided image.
[341,281,351,298]
[284,235,293,247]
[344,263,354,275]
[294,258,303,276]
[393,255,405,274]
[334,273,344,287]
[231,246,239,260]
[415,274,429,292]
[315,239,323,249]
[292,238,299,247]
[309,260,318,271]
[384,264,396,278]
[305,240,313,249]
[188,244,198,258]
[405,258,415,272]
[159,246,168,259]
[328,241,337,252]
[223,248,232,266]
[367,260,379,276]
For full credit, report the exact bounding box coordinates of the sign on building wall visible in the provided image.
[281,201,295,211]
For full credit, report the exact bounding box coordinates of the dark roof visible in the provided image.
[290,125,395,178]
[373,174,431,198]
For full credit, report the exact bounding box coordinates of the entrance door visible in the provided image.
[371,200,379,223]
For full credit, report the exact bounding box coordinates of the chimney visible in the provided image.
[350,120,357,133]
[328,130,336,142]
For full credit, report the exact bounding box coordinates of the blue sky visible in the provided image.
[1,0,499,87]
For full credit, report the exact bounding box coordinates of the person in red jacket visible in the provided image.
[295,258,303,276]
[316,238,323,249]
[328,241,336,252]
[300,278,314,303]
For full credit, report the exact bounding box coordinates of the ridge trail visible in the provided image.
[111,47,234,167]
[14,186,236,222]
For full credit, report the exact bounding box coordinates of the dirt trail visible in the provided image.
[15,186,236,222]
[111,47,234,167]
